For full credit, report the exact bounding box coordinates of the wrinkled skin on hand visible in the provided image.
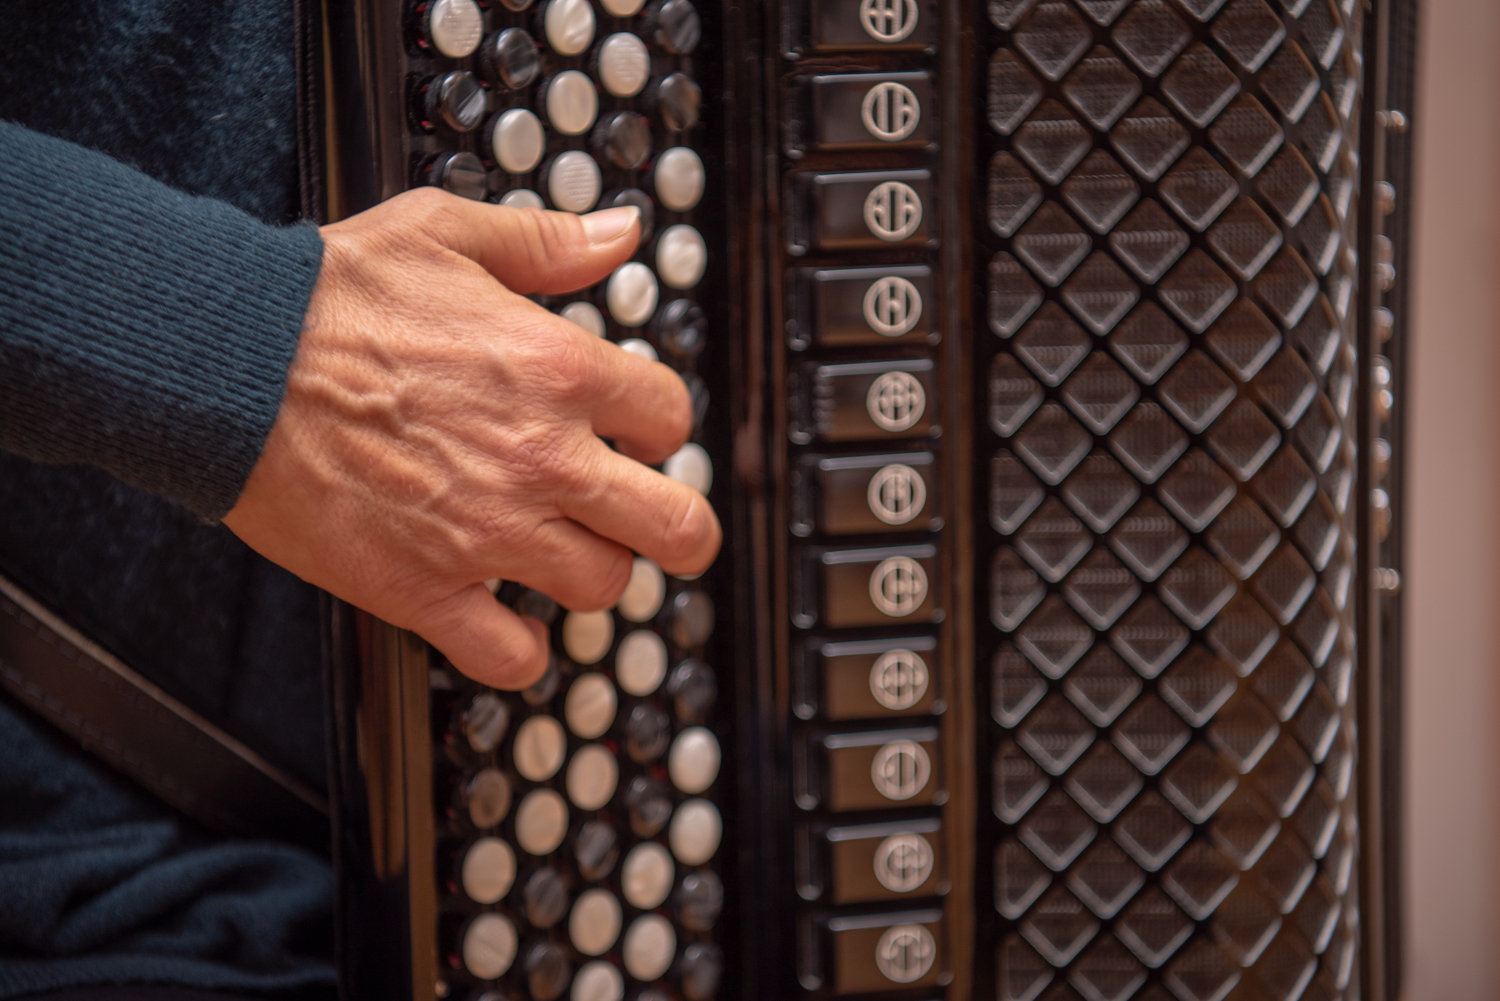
[224,188,721,689]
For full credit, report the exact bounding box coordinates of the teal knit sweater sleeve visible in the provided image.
[0,121,324,519]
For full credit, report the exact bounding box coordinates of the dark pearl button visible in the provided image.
[667,658,717,723]
[523,657,561,706]
[461,691,511,752]
[625,701,671,762]
[647,0,701,54]
[524,941,571,1001]
[683,372,709,434]
[676,870,724,931]
[575,818,620,880]
[591,111,652,170]
[680,942,725,1001]
[625,774,673,837]
[637,991,671,1001]
[515,587,560,626]
[479,27,541,90]
[427,151,487,200]
[424,70,487,132]
[669,590,715,648]
[598,187,655,242]
[653,72,701,131]
[523,867,570,928]
[653,298,705,362]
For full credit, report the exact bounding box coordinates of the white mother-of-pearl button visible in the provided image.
[667,726,720,794]
[655,224,706,289]
[462,913,519,980]
[654,147,705,212]
[461,836,518,904]
[663,442,712,494]
[615,629,667,695]
[492,108,545,174]
[571,960,625,1001]
[600,0,645,15]
[560,300,606,336]
[617,557,666,622]
[545,71,600,136]
[547,150,602,213]
[513,714,567,780]
[622,914,677,982]
[430,0,484,57]
[597,32,650,97]
[618,338,657,360]
[668,798,721,865]
[620,841,674,909]
[515,788,570,855]
[545,0,596,54]
[566,743,619,809]
[500,188,545,209]
[569,888,623,955]
[565,672,617,737]
[563,608,614,663]
[606,262,658,326]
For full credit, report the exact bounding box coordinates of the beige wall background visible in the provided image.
[1405,0,1500,995]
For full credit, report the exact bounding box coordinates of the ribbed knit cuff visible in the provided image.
[0,121,324,519]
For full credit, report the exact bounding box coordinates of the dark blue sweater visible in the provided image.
[0,1,337,996]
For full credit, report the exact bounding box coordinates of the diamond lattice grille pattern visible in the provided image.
[978,1,1361,997]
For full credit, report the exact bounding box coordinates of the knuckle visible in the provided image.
[657,488,712,561]
[574,547,633,611]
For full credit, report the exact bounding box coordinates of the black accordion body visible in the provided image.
[322,0,1415,999]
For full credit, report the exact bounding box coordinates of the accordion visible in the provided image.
[321,0,1414,999]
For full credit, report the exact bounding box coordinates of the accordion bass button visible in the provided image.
[652,73,702,132]
[574,818,620,879]
[599,0,644,14]
[488,107,545,174]
[666,657,717,722]
[500,187,545,209]
[542,70,599,136]
[424,71,487,132]
[515,788,570,854]
[591,110,652,170]
[616,557,667,622]
[560,300,607,336]
[679,943,725,1001]
[423,0,484,58]
[524,941,571,1001]
[460,690,510,752]
[606,261,659,326]
[465,767,513,828]
[572,961,624,1001]
[542,0,596,55]
[523,866,571,928]
[652,146,704,211]
[427,151,488,200]
[645,0,700,54]
[625,773,674,836]
[663,441,712,494]
[624,700,671,762]
[655,224,707,289]
[596,31,650,97]
[668,725,721,793]
[569,888,623,955]
[513,714,567,780]
[460,836,517,903]
[564,672,618,737]
[460,913,519,980]
[668,797,722,864]
[479,26,541,90]
[676,869,724,931]
[622,913,677,981]
[616,629,669,695]
[565,743,619,810]
[621,840,675,908]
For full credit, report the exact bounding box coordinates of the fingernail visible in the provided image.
[581,205,640,246]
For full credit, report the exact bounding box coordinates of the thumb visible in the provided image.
[424,197,641,296]
[406,584,551,690]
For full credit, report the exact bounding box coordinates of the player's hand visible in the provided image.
[223,188,721,689]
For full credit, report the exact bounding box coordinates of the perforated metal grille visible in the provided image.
[975,2,1362,999]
